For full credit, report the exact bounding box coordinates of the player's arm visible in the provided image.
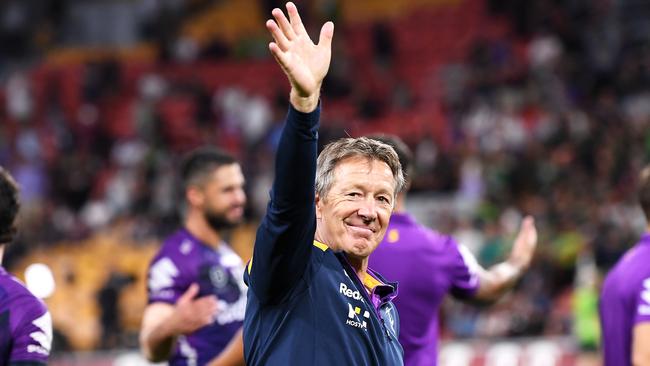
[9,298,51,366]
[632,277,650,366]
[207,328,244,366]
[470,216,537,303]
[633,323,650,366]
[246,2,334,302]
[139,284,217,362]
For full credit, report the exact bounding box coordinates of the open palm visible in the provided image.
[266,2,333,100]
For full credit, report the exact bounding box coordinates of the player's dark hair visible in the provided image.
[0,167,20,244]
[639,165,650,220]
[181,147,238,190]
[368,134,414,187]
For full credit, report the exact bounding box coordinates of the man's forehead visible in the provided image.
[332,157,395,188]
[334,155,391,171]
[212,163,242,175]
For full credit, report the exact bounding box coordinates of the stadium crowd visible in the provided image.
[0,0,649,354]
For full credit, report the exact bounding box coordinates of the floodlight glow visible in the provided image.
[25,263,56,299]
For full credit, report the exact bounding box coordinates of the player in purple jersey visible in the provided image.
[0,167,52,366]
[368,136,538,366]
[140,147,246,366]
[599,165,650,366]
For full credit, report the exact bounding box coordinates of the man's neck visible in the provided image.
[0,245,4,264]
[185,213,222,249]
[345,253,369,282]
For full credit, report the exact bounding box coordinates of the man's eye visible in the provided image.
[347,192,361,197]
[377,196,390,203]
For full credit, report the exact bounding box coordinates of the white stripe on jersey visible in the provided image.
[29,311,52,355]
[149,257,179,292]
[178,335,198,366]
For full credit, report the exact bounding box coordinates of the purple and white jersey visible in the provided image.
[147,228,247,366]
[599,233,650,366]
[368,213,480,366]
[0,267,52,365]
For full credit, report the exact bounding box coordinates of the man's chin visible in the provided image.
[205,216,242,231]
[228,216,244,225]
[344,240,376,258]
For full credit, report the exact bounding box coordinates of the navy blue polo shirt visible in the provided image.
[243,105,403,365]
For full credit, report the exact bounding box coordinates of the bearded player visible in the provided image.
[140,147,247,366]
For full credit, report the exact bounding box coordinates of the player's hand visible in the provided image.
[508,216,537,271]
[170,283,218,335]
[266,2,334,112]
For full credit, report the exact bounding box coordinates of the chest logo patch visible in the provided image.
[346,303,370,330]
[209,267,229,289]
[387,229,399,243]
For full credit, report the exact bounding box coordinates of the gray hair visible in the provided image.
[316,137,405,198]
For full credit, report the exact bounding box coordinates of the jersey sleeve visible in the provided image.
[147,253,192,305]
[446,237,481,299]
[634,277,650,324]
[245,104,320,304]
[9,296,51,365]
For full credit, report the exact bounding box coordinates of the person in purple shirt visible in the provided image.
[140,147,246,366]
[368,136,538,366]
[600,165,650,366]
[0,167,52,366]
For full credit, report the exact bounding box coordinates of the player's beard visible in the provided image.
[204,209,240,232]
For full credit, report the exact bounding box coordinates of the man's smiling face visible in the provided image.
[315,156,396,260]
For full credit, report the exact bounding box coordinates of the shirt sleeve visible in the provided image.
[9,296,51,365]
[634,277,650,324]
[147,254,191,304]
[447,238,480,299]
[246,104,320,304]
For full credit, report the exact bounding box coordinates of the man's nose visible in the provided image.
[357,197,377,222]
[234,189,246,205]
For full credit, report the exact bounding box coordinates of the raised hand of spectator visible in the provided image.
[265,2,334,112]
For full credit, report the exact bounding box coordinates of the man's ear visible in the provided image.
[186,186,204,207]
[315,192,323,219]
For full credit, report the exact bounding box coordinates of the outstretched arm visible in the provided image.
[246,2,334,303]
[470,216,538,303]
[632,275,650,366]
[633,323,650,366]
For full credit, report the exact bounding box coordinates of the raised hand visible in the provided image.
[508,216,538,270]
[170,283,218,335]
[266,2,334,112]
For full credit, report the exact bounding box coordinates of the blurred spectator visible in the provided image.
[96,271,136,349]
[0,1,34,61]
[372,22,394,68]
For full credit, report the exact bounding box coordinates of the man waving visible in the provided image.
[243,3,404,365]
